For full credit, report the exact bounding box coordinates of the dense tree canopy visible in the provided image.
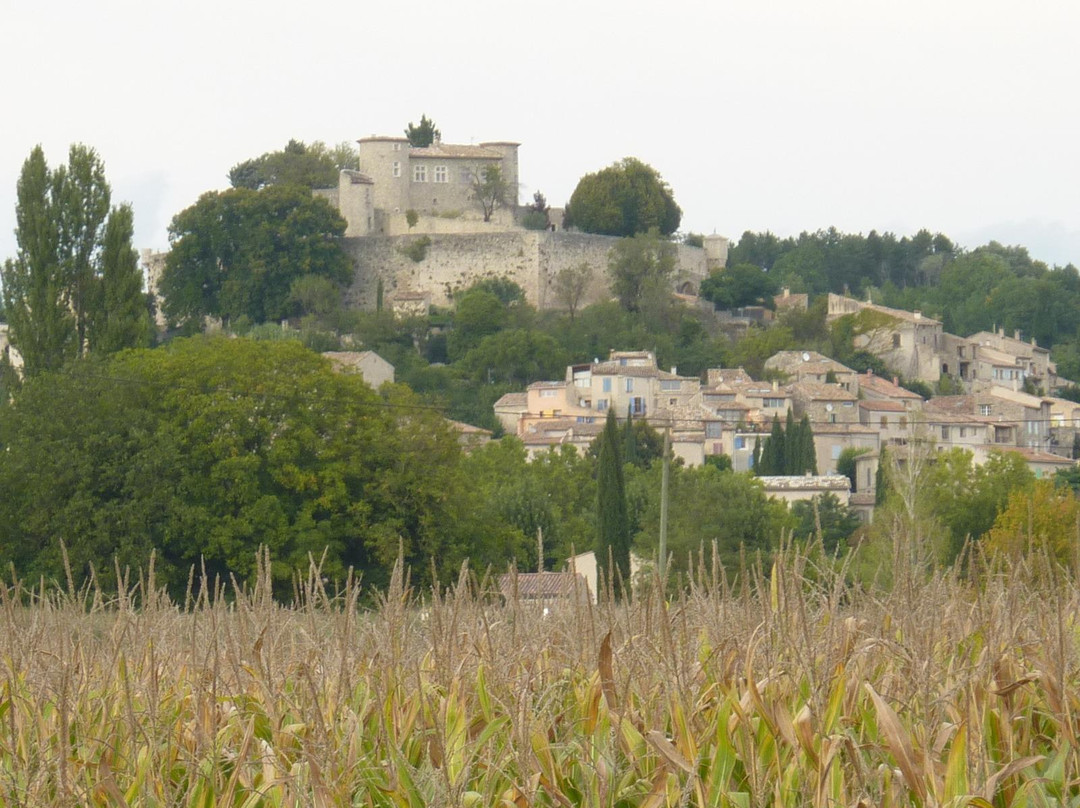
[228,139,356,190]
[563,158,681,237]
[1,144,150,375]
[0,337,495,595]
[160,185,351,326]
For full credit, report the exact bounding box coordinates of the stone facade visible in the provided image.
[338,136,520,237]
[343,231,709,311]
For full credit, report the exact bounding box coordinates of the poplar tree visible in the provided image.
[596,408,630,598]
[2,147,77,375]
[2,145,147,376]
[91,204,151,354]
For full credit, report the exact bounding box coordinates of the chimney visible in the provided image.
[670,366,677,375]
[772,379,779,391]
[893,376,899,386]
[782,286,790,298]
[1014,330,1021,341]
[999,327,1005,338]
[913,310,922,320]
[1032,337,1037,347]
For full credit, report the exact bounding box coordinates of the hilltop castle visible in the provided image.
[318,132,727,312]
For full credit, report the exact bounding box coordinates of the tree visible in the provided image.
[554,262,593,321]
[595,408,630,597]
[700,263,781,310]
[563,158,681,237]
[91,204,152,353]
[836,447,868,491]
[404,115,440,148]
[160,185,350,326]
[608,230,677,313]
[228,140,352,190]
[471,165,510,222]
[630,463,786,576]
[986,480,1080,565]
[2,145,147,375]
[791,493,862,554]
[0,337,489,596]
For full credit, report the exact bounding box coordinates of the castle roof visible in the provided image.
[410,144,504,160]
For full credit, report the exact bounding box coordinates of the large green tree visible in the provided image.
[608,230,677,313]
[2,145,149,375]
[563,158,681,237]
[160,184,351,325]
[0,337,488,596]
[228,139,355,190]
[595,408,630,597]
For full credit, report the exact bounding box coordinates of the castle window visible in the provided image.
[392,161,400,178]
[393,143,402,151]
[413,164,427,182]
[460,169,473,184]
[434,166,448,183]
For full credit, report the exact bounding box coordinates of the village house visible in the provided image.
[923,395,1019,448]
[764,350,859,393]
[773,287,809,313]
[756,475,852,506]
[788,381,859,425]
[809,423,881,475]
[857,370,924,410]
[858,400,912,445]
[322,350,395,388]
[826,294,943,383]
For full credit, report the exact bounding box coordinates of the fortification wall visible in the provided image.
[343,231,708,311]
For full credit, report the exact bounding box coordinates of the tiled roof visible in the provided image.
[341,169,373,184]
[988,387,1048,408]
[788,381,858,401]
[925,396,974,414]
[859,373,923,400]
[410,144,503,160]
[859,400,907,412]
[498,572,588,600]
[592,363,659,378]
[494,392,528,408]
[996,447,1076,466]
[756,474,851,491]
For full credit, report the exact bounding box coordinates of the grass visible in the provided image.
[0,543,1077,807]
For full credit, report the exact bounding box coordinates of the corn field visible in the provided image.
[0,544,1077,808]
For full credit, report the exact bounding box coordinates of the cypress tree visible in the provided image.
[596,408,630,598]
[875,446,889,504]
[623,406,638,467]
[799,414,817,474]
[761,414,784,475]
[751,433,762,473]
[783,408,798,474]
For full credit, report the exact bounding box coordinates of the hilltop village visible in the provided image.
[5,125,1080,598]
[292,130,1080,525]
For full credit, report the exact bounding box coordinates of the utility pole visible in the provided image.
[659,424,671,582]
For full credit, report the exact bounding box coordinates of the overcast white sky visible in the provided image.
[2,0,1079,267]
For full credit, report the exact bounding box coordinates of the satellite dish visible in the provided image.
[802,352,811,362]
[825,403,834,412]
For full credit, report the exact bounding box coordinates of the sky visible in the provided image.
[2,0,1079,268]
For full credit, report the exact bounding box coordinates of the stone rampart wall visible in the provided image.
[343,231,708,311]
